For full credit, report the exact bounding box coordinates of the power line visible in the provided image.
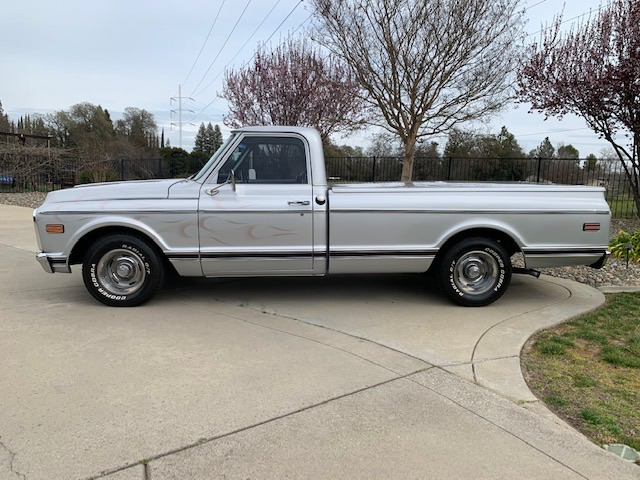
[181,0,227,89]
[190,99,226,113]
[527,3,606,38]
[188,6,311,125]
[524,0,549,12]
[192,0,284,98]
[241,0,305,69]
[195,5,310,100]
[514,127,591,138]
[188,0,253,97]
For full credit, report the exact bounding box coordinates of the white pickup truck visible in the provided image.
[34,126,610,307]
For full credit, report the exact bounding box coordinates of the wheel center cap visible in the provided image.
[467,264,481,279]
[116,263,133,278]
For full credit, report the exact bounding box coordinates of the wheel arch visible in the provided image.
[431,227,521,271]
[69,225,166,265]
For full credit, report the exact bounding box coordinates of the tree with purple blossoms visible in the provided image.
[221,38,365,144]
[518,0,640,216]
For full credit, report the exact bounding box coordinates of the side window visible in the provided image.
[217,136,308,184]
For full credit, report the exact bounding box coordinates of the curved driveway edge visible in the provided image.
[203,272,605,407]
[471,275,606,403]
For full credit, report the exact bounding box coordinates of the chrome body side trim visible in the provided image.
[331,209,611,215]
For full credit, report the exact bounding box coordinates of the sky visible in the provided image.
[1,0,612,156]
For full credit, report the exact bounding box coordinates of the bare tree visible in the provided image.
[311,0,526,182]
[0,143,70,189]
[518,0,640,216]
[221,37,366,143]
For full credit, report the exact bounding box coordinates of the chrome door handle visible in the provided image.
[288,201,310,206]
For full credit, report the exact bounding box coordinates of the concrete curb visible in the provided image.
[598,285,640,293]
[472,274,606,403]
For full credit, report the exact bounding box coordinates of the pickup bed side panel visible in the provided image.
[327,184,610,274]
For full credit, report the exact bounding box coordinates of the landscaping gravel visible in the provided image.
[513,218,640,288]
[2,191,639,287]
[0,191,48,209]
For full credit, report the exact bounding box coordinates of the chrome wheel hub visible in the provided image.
[454,250,498,295]
[96,249,146,295]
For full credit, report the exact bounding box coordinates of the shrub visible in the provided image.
[78,168,119,184]
[609,230,640,262]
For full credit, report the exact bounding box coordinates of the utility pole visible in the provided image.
[170,84,193,149]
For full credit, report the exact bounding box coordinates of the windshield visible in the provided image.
[191,133,237,182]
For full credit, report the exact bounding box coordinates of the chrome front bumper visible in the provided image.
[36,252,71,273]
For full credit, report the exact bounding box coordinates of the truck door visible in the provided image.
[198,135,315,276]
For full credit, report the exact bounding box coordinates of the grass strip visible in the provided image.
[522,292,640,457]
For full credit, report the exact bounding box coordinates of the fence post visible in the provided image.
[536,157,542,183]
[447,157,453,181]
[120,159,125,181]
[372,156,377,182]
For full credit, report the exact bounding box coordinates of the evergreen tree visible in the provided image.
[444,127,524,159]
[160,146,190,158]
[494,126,525,158]
[443,126,528,181]
[193,122,223,156]
[528,137,555,159]
[212,124,223,151]
[557,143,580,160]
[193,123,207,155]
[204,123,215,155]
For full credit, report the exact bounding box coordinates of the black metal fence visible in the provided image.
[327,155,606,183]
[0,153,637,218]
[0,155,209,190]
[326,156,637,218]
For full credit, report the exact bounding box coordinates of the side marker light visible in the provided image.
[46,224,65,234]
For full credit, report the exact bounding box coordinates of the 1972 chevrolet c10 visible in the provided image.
[33,126,610,307]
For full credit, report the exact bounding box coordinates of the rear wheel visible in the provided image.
[82,234,164,307]
[438,237,511,307]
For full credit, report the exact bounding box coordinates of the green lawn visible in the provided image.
[608,198,639,219]
[522,292,640,457]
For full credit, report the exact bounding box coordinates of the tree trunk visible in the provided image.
[400,131,418,184]
[635,143,640,218]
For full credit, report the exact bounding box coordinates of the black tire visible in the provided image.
[438,237,511,307]
[82,234,165,307]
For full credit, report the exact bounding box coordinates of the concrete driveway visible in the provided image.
[0,204,637,480]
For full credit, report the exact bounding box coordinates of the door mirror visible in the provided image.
[230,169,237,192]
[206,170,236,196]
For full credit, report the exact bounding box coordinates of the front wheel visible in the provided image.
[82,234,165,307]
[438,237,511,307]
